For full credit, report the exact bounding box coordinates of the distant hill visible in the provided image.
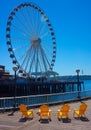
[56,75,91,81]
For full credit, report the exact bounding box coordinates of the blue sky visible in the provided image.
[0,0,91,76]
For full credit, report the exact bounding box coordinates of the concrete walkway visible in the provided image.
[0,99,91,130]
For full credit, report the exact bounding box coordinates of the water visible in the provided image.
[84,80,91,91]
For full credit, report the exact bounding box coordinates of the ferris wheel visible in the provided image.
[6,2,56,78]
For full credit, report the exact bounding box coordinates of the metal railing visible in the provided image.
[0,90,91,111]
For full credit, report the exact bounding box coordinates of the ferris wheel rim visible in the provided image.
[6,2,56,77]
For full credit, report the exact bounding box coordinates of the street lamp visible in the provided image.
[76,69,80,98]
[12,66,18,113]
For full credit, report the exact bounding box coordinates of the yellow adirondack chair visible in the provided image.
[73,103,87,118]
[57,104,70,119]
[39,105,51,121]
[19,104,34,118]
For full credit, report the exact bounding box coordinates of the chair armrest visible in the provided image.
[39,109,40,113]
[57,109,60,112]
[74,108,77,111]
[49,109,52,112]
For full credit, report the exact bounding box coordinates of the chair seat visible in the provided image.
[74,110,80,115]
[27,111,32,116]
[58,111,67,116]
[40,112,50,116]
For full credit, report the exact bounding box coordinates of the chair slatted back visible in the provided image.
[79,103,87,115]
[61,104,70,114]
[40,105,49,113]
[19,104,27,116]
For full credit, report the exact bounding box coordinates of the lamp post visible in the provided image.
[13,66,18,113]
[76,69,80,98]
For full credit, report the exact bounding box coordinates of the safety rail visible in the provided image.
[0,90,91,111]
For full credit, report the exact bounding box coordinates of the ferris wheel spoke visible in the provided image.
[39,45,49,71]
[26,7,38,37]
[35,48,38,74]
[11,24,31,38]
[41,48,52,69]
[28,59,34,75]
[40,31,50,39]
[21,50,31,71]
[35,11,42,36]
[31,7,39,36]
[21,50,29,66]
[20,8,33,33]
[18,52,27,62]
[38,22,46,36]
[41,54,47,72]
[23,6,36,37]
[35,10,43,37]
[36,55,43,73]
[24,52,32,72]
[29,49,37,75]
[42,41,53,52]
[40,43,52,62]
[31,48,36,73]
[21,45,33,71]
[41,41,53,56]
[26,8,37,35]
[18,45,31,64]
[43,47,53,57]
[39,53,46,72]
[11,37,29,41]
[13,15,31,36]
[42,51,52,64]
[32,8,44,38]
[13,43,29,51]
[37,58,42,72]
[13,15,37,39]
[26,7,34,27]
[44,51,52,62]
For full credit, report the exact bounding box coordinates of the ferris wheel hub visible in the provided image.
[31,38,41,45]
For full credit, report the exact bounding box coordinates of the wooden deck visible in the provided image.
[0,99,91,130]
